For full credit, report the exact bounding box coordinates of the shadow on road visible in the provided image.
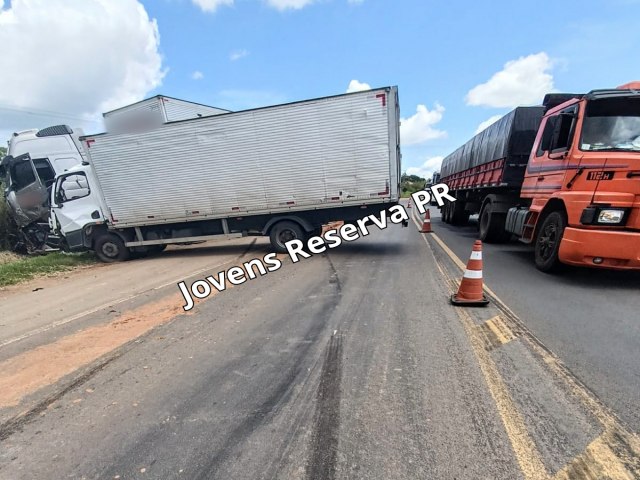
[324,242,408,257]
[137,242,258,260]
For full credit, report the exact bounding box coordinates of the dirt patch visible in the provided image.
[0,292,189,408]
[321,222,344,235]
[0,249,291,409]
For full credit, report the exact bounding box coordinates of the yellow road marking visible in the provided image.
[428,253,548,479]
[414,207,640,479]
[554,434,634,480]
[484,315,517,346]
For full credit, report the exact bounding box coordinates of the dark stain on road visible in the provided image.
[307,334,343,480]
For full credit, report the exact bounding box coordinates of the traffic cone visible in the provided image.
[419,209,432,233]
[451,240,490,306]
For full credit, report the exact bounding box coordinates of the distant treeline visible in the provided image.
[401,173,428,197]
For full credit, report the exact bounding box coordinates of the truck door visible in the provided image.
[52,172,97,245]
[524,105,580,195]
[1,153,50,227]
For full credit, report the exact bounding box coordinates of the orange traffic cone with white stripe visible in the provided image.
[451,240,490,306]
[419,209,432,233]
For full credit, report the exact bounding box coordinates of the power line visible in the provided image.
[0,103,102,124]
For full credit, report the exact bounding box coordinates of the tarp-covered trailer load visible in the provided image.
[440,107,544,190]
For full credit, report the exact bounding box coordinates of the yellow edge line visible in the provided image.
[412,207,640,479]
[485,315,515,345]
[411,210,548,479]
[410,209,519,317]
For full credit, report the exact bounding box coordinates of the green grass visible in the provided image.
[0,251,96,287]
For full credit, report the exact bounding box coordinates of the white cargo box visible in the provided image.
[103,96,229,133]
[83,87,401,228]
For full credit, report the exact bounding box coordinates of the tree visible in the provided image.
[400,171,427,197]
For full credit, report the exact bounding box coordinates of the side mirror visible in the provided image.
[548,151,568,160]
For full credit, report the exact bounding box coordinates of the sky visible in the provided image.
[1,0,639,179]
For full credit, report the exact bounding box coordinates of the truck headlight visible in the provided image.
[597,209,626,224]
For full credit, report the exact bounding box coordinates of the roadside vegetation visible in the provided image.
[0,251,96,287]
[401,173,427,197]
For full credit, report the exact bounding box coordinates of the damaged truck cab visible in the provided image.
[1,126,85,252]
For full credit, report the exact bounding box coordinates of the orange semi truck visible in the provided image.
[440,82,640,272]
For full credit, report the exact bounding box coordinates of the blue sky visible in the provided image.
[1,0,639,178]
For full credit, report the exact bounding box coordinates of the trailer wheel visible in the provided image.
[534,211,566,273]
[269,221,306,253]
[442,202,452,224]
[451,201,469,226]
[94,233,130,263]
[478,202,509,243]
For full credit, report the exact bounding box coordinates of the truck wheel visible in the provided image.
[479,202,509,243]
[451,201,469,226]
[94,233,130,263]
[534,211,566,273]
[442,202,452,224]
[148,244,167,255]
[269,221,306,253]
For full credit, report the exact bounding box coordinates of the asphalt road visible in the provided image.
[1,222,525,479]
[426,208,640,433]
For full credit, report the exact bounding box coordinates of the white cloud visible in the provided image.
[192,0,327,13]
[230,49,249,61]
[0,0,164,136]
[346,79,371,93]
[191,71,204,80]
[406,156,444,180]
[466,52,555,108]
[475,114,503,134]
[400,104,446,146]
[265,0,316,10]
[191,0,234,13]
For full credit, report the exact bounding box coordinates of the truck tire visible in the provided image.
[451,201,469,226]
[478,202,509,243]
[442,202,452,224]
[148,244,167,255]
[534,211,567,273]
[269,221,306,253]
[94,233,130,263]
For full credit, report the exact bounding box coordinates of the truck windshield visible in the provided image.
[580,97,640,152]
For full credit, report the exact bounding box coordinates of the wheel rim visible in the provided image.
[538,222,558,260]
[277,229,297,245]
[102,241,120,258]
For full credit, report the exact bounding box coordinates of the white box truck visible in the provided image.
[45,87,401,261]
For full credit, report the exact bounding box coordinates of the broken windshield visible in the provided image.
[580,97,640,152]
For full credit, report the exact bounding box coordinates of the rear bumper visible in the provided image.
[559,227,640,270]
